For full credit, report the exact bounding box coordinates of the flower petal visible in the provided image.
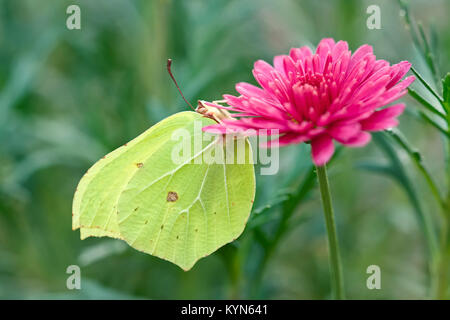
[387,61,412,89]
[289,46,313,63]
[260,133,308,147]
[341,131,372,147]
[331,40,349,61]
[360,104,405,131]
[273,55,290,78]
[311,135,335,166]
[349,44,373,68]
[235,82,268,100]
[328,122,362,142]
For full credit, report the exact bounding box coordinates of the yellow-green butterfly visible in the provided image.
[72,61,255,270]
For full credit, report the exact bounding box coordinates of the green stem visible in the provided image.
[436,216,449,299]
[388,129,449,298]
[229,256,242,299]
[408,88,446,120]
[419,111,450,139]
[220,245,243,299]
[388,129,447,213]
[316,165,345,300]
[410,67,444,104]
[436,111,450,299]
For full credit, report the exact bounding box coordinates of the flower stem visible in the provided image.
[388,129,447,213]
[436,216,449,299]
[316,165,345,300]
[436,110,450,299]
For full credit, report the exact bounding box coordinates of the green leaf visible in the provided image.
[417,22,440,83]
[443,73,450,112]
[418,111,450,138]
[359,133,439,268]
[386,129,446,212]
[443,73,450,100]
[408,88,446,120]
[73,111,255,270]
[410,67,444,103]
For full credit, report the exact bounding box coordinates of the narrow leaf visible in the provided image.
[408,88,446,120]
[418,111,450,138]
[411,67,444,103]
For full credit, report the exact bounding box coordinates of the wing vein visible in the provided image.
[222,159,232,236]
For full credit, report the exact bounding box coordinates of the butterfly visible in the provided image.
[72,60,255,270]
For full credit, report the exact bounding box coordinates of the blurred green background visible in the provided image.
[0,0,449,299]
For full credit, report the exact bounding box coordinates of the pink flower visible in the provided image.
[203,38,415,166]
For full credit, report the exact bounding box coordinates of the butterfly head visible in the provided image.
[196,100,232,123]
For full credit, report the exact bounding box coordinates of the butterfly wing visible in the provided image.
[73,111,255,270]
[73,111,203,239]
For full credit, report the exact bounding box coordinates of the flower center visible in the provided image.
[298,72,325,88]
[291,71,335,123]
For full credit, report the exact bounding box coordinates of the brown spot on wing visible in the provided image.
[167,191,178,202]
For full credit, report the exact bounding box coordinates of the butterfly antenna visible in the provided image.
[166,59,195,111]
